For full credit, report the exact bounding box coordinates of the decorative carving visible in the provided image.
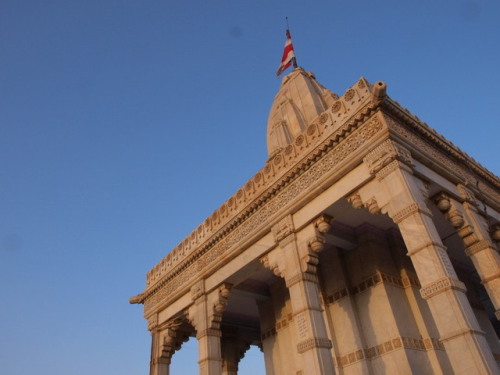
[308,237,324,253]
[285,272,318,288]
[191,279,205,301]
[457,184,478,206]
[347,192,363,209]
[335,334,443,367]
[391,202,432,224]
[261,312,293,340]
[375,159,403,181]
[363,139,414,175]
[260,255,284,278]
[457,225,478,247]
[158,316,191,362]
[301,252,320,274]
[148,315,158,331]
[434,192,451,212]
[297,338,332,353]
[344,89,355,102]
[210,283,232,330]
[464,240,491,257]
[331,101,341,113]
[447,210,465,229]
[318,113,329,124]
[272,215,295,244]
[385,115,500,206]
[314,214,332,234]
[365,198,380,215]
[420,277,466,299]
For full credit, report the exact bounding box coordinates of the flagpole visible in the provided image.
[286,17,298,69]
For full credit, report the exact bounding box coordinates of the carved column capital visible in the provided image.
[191,279,205,302]
[272,215,295,246]
[158,316,191,362]
[147,314,159,331]
[363,139,414,176]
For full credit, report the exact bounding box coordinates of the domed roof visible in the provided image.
[267,68,338,157]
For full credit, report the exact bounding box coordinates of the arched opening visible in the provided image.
[169,336,198,375]
[237,345,265,375]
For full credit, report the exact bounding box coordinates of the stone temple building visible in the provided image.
[130,67,500,375]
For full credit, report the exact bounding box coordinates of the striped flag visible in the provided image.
[276,30,296,77]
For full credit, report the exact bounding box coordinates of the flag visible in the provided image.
[276,29,296,77]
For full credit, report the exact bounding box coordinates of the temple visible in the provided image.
[131,68,500,374]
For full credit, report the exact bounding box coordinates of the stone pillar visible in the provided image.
[189,281,232,375]
[149,331,170,375]
[359,139,499,375]
[148,315,189,375]
[433,187,500,320]
[271,215,335,375]
[319,244,373,374]
[221,330,250,375]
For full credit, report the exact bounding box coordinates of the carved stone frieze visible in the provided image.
[391,202,432,224]
[420,277,466,300]
[457,184,478,206]
[335,335,443,368]
[285,272,318,288]
[297,337,332,354]
[464,240,492,257]
[196,328,223,339]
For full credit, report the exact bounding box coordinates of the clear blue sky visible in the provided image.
[1,1,499,374]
